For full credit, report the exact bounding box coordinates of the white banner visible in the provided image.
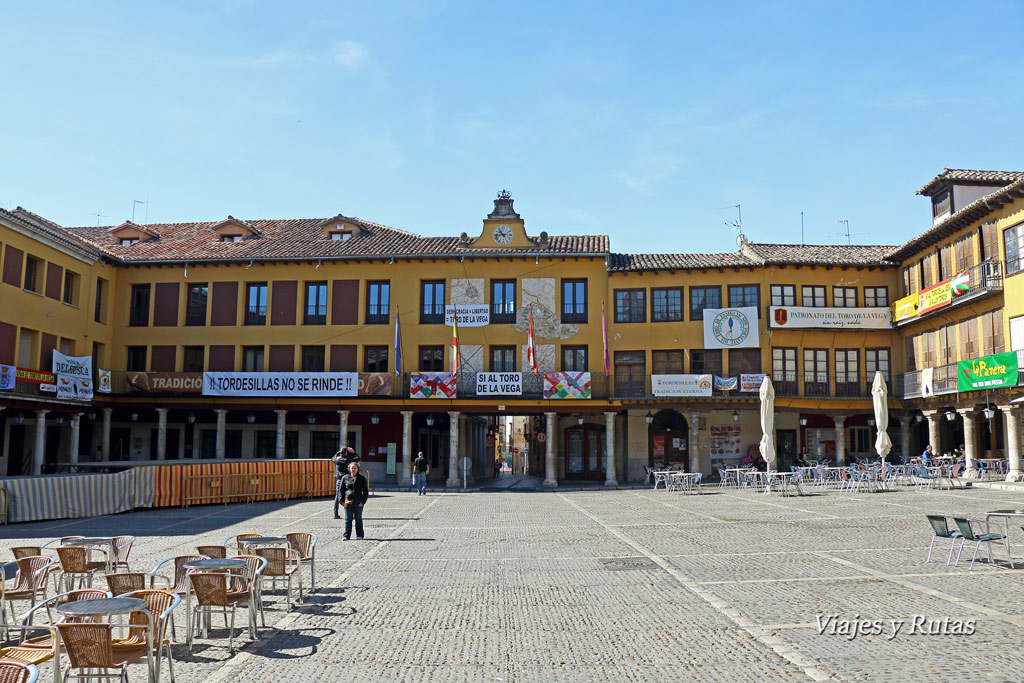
[703,307,759,349]
[476,372,522,395]
[0,364,15,390]
[769,306,892,329]
[740,373,766,392]
[445,305,490,327]
[97,369,112,393]
[57,375,93,400]
[52,351,94,400]
[652,374,712,397]
[203,372,358,397]
[921,368,934,398]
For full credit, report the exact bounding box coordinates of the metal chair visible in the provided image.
[952,517,1007,571]
[10,548,42,561]
[222,534,261,555]
[111,536,136,571]
[187,572,253,652]
[106,573,148,597]
[54,547,104,592]
[285,532,318,591]
[925,515,963,565]
[253,547,302,610]
[113,589,180,683]
[150,555,205,641]
[4,557,54,624]
[230,555,267,631]
[195,545,227,559]
[57,622,148,683]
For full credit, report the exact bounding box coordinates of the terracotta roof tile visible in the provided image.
[917,168,1024,196]
[607,252,755,272]
[2,207,100,258]
[741,242,896,267]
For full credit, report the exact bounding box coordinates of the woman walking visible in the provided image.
[340,461,369,540]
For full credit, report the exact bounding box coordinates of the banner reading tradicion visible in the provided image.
[957,352,1019,391]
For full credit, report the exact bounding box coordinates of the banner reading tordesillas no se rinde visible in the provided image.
[957,352,1019,392]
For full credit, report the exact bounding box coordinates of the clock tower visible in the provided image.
[464,190,546,249]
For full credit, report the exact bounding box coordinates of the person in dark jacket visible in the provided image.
[339,462,369,540]
[332,448,360,518]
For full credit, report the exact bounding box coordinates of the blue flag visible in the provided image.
[394,308,403,376]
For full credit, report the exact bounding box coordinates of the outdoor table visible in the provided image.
[651,469,676,490]
[57,597,155,681]
[761,471,801,496]
[984,509,1024,569]
[977,459,1005,480]
[62,536,116,571]
[667,471,700,493]
[725,467,752,488]
[240,536,288,547]
[183,558,248,646]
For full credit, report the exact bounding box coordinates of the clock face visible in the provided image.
[492,224,514,245]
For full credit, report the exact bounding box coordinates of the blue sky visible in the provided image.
[2,1,1023,253]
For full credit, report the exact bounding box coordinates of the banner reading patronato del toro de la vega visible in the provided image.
[203,372,358,397]
[768,306,891,329]
[957,352,1019,392]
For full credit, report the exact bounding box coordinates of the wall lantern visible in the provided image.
[247,412,256,424]
[945,410,956,422]
[86,411,96,420]
[370,414,380,425]
[55,415,65,426]
[307,414,317,425]
[644,411,654,425]
[799,416,808,427]
[131,412,139,422]
[915,414,923,423]
[426,414,435,427]
[983,407,995,420]
[867,418,875,427]
[187,412,196,424]
[577,415,585,426]
[13,412,24,425]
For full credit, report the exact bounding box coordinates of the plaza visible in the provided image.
[4,485,1023,682]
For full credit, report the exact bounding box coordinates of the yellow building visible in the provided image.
[1,173,1022,485]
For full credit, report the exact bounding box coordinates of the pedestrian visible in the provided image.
[331,447,357,519]
[340,461,369,540]
[412,451,429,495]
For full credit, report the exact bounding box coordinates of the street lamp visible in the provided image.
[131,412,139,422]
[187,412,196,424]
[13,412,24,425]
[307,414,316,425]
[371,414,380,425]
[731,411,739,423]
[867,418,875,427]
[426,414,435,427]
[915,414,923,423]
[577,415,584,426]
[246,413,256,424]
[55,415,64,426]
[945,409,956,422]
[983,406,995,420]
[644,411,654,425]
[799,416,808,426]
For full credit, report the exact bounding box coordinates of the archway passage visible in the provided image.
[648,409,689,470]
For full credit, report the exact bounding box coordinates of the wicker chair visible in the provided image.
[57,622,147,683]
[187,572,253,651]
[105,573,148,597]
[111,536,135,571]
[285,532,318,591]
[0,661,38,683]
[3,557,54,624]
[223,534,261,555]
[113,589,180,683]
[253,547,302,611]
[39,537,84,593]
[4,588,110,667]
[150,554,205,642]
[196,545,227,559]
[10,548,41,561]
[228,555,267,631]
[55,547,104,592]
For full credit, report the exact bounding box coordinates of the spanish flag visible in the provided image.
[451,311,460,376]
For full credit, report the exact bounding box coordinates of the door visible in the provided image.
[565,426,606,480]
[777,429,797,470]
[6,425,28,476]
[109,427,131,461]
[45,426,60,472]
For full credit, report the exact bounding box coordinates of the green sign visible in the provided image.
[957,352,1019,392]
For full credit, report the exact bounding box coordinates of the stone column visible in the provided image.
[957,409,977,473]
[899,414,913,463]
[337,410,349,451]
[447,411,460,488]
[833,416,847,466]
[275,410,287,459]
[33,409,49,475]
[542,411,557,489]
[69,412,82,465]
[155,408,168,461]
[401,411,413,485]
[689,412,701,473]
[215,409,227,459]
[924,410,942,457]
[1002,406,1022,482]
[604,411,618,486]
[101,407,112,461]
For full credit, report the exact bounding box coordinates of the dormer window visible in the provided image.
[318,214,364,240]
[932,189,952,219]
[120,238,140,246]
[109,221,157,244]
[221,234,244,243]
[329,231,353,241]
[211,216,260,241]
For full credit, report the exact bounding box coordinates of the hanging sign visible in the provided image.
[358,373,393,396]
[476,372,522,395]
[52,351,94,400]
[652,374,712,397]
[127,372,203,393]
[97,368,112,393]
[918,279,952,315]
[951,271,970,297]
[57,375,94,400]
[0,364,15,390]
[543,372,591,399]
[957,352,1019,391]
[714,375,738,390]
[410,372,456,399]
[444,305,490,327]
[202,372,358,397]
[769,306,891,329]
[892,294,919,322]
[703,307,759,349]
[740,373,766,392]
[16,368,55,383]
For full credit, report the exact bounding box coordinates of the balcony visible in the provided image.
[896,259,1003,327]
[244,306,267,326]
[901,350,1024,399]
[612,375,742,401]
[420,304,444,325]
[773,373,878,399]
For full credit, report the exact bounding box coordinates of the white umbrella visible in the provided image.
[872,371,892,461]
[759,376,776,472]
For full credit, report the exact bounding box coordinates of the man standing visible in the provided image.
[412,451,430,496]
[332,448,360,519]
[340,461,369,540]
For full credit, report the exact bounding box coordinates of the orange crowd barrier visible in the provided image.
[153,460,335,508]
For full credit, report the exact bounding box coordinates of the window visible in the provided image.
[304,281,328,325]
[772,348,797,391]
[690,349,722,377]
[310,432,336,459]
[835,349,859,396]
[243,346,264,372]
[728,284,759,313]
[62,271,78,306]
[419,346,444,372]
[980,220,998,261]
[864,287,888,307]
[921,331,936,368]
[920,255,934,288]
[613,351,646,397]
[938,244,953,281]
[729,349,761,376]
[245,283,268,325]
[982,309,1004,356]
[94,278,106,323]
[1005,223,1024,275]
[833,287,857,308]
[301,345,326,372]
[561,345,588,372]
[689,286,720,321]
[183,346,205,372]
[489,346,516,372]
[329,230,352,241]
[803,349,828,395]
[801,285,826,307]
[652,350,683,375]
[866,348,890,382]
[561,279,587,323]
[614,289,646,323]
[491,280,516,323]
[954,233,974,272]
[939,324,957,365]
[959,318,978,360]
[119,238,139,246]
[23,256,39,293]
[185,283,208,326]
[366,281,390,324]
[420,280,445,324]
[905,337,917,372]
[770,284,796,307]
[126,346,147,372]
[932,189,951,218]
[902,266,915,296]
[129,284,150,326]
[650,287,683,322]
[221,235,243,243]
[364,346,388,372]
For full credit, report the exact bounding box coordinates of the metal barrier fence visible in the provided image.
[182,469,334,507]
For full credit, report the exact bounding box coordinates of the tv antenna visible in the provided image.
[834,219,868,245]
[89,210,107,226]
[131,200,147,223]
[719,204,742,233]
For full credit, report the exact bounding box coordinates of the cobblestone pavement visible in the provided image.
[4,484,1024,682]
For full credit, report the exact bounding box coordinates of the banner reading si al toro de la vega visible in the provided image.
[957,352,1019,392]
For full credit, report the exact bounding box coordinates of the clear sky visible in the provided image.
[2,1,1023,254]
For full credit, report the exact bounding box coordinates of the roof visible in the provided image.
[889,176,1024,261]
[64,217,609,263]
[607,252,755,272]
[1,207,100,259]
[917,168,1024,196]
[740,242,896,267]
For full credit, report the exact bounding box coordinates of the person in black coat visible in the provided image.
[339,462,369,540]
[332,448,360,518]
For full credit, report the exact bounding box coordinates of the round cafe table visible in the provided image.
[240,536,288,547]
[183,558,247,571]
[984,509,1024,568]
[56,597,145,617]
